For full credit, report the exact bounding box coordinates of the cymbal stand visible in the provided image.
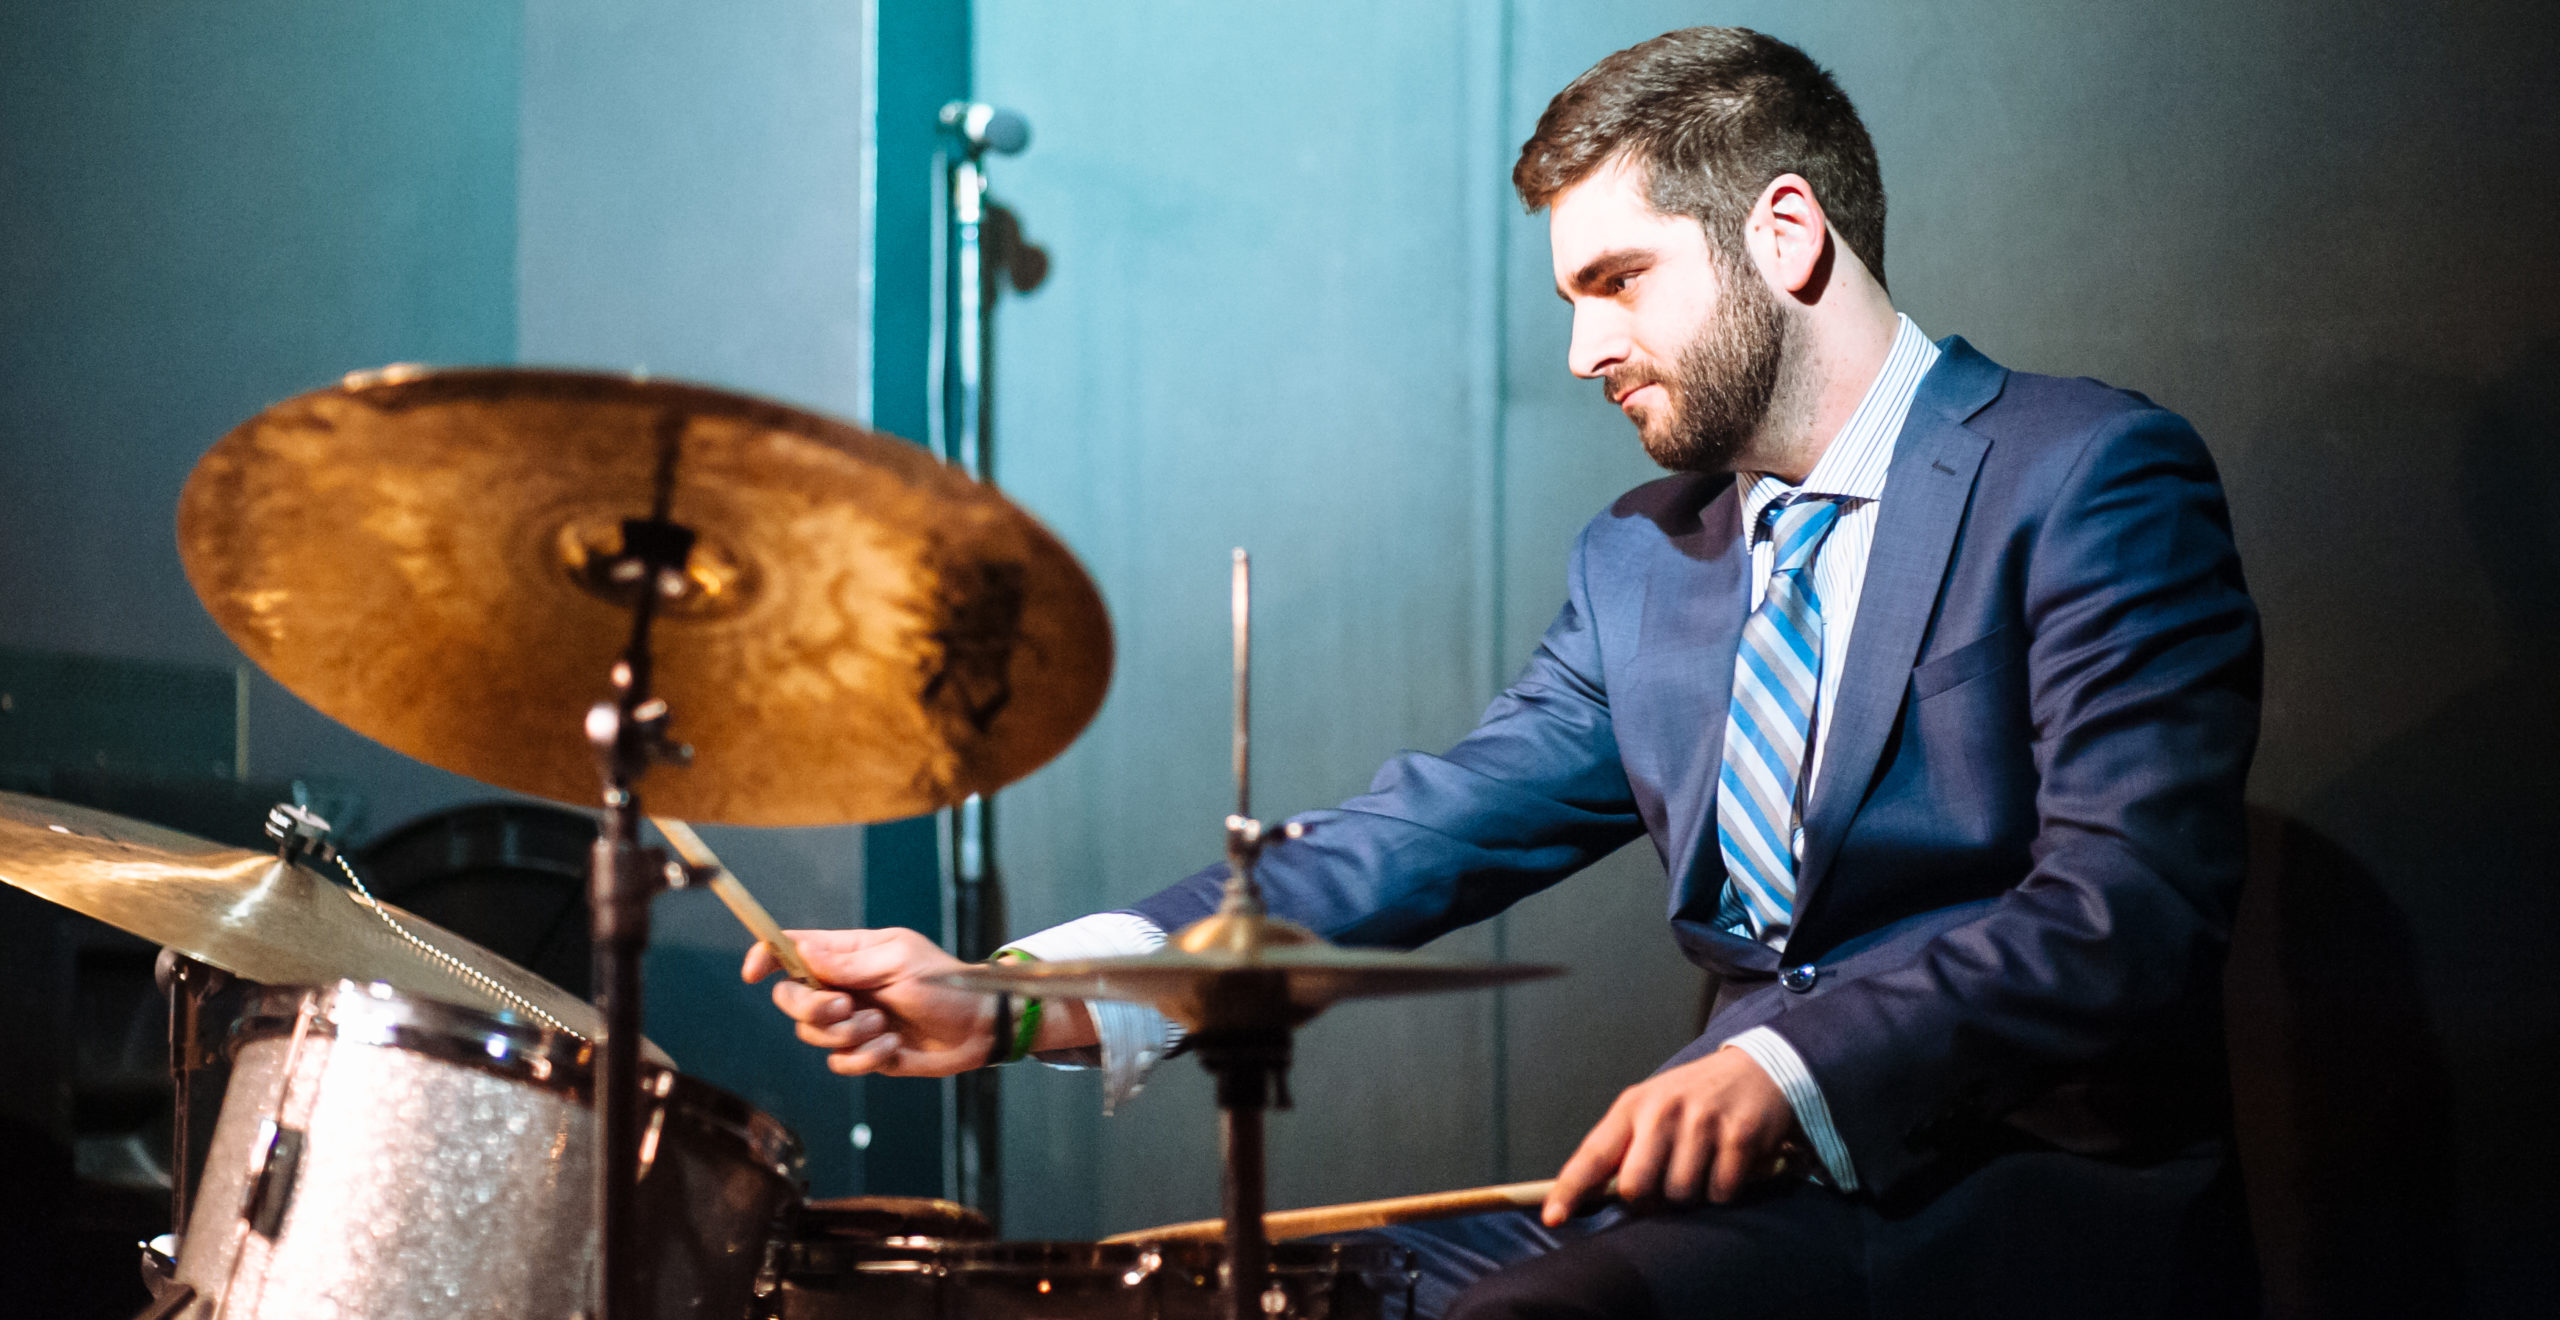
[152,949,228,1251]
[1203,547,1287,1320]
[584,438,697,1320]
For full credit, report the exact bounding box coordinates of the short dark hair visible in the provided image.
[1514,27,1887,288]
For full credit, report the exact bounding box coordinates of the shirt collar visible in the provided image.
[1739,313,1941,542]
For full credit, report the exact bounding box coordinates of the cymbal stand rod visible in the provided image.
[1198,1008,1290,1320]
[1222,548,1269,917]
[156,950,225,1241]
[587,495,697,1320]
[165,961,192,1237]
[1233,548,1250,827]
[1221,1089,1269,1320]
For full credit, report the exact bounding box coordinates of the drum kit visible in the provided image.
[0,366,1563,1320]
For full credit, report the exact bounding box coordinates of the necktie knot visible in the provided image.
[1765,496,1843,575]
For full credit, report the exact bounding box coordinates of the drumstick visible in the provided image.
[1102,1180,1591,1244]
[650,817,822,987]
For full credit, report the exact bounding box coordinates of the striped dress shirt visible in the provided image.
[1720,314,1940,1191]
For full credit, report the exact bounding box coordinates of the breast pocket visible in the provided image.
[1905,625,2034,848]
[1911,625,2017,701]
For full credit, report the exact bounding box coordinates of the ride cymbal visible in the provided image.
[178,367,1112,826]
[935,907,1560,1034]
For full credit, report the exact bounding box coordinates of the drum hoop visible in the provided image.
[229,980,804,1179]
[936,1239,1412,1273]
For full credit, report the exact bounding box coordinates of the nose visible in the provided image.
[1566,301,1626,382]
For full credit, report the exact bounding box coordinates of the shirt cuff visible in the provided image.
[1722,1026,1860,1192]
[1002,911,1182,1114]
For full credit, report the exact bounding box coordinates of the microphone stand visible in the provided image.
[933,98,1029,1224]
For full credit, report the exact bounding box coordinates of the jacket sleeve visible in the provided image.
[1763,408,2262,1198]
[1130,517,1649,945]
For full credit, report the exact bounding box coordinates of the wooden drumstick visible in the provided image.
[651,817,822,987]
[1100,1151,1807,1245]
[1102,1179,1597,1245]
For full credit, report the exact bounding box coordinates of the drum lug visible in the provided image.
[137,1233,181,1296]
[126,1281,197,1320]
[240,1117,308,1238]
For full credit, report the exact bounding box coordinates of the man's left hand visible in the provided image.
[1543,1045,1797,1225]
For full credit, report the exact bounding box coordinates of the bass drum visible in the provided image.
[175,981,802,1320]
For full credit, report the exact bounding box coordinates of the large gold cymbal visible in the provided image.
[0,791,659,1061]
[178,367,1113,826]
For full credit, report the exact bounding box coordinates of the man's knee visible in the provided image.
[1444,1238,1656,1320]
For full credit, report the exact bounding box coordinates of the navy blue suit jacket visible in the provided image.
[1131,338,2262,1204]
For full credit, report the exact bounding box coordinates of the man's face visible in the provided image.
[1549,157,1786,474]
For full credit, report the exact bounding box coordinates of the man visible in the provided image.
[748,27,2261,1319]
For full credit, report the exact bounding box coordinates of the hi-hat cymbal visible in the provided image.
[178,367,1113,826]
[0,790,663,1061]
[935,909,1560,1033]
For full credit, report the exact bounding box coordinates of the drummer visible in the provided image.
[753,25,2261,1320]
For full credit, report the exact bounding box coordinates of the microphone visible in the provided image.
[939,101,1030,156]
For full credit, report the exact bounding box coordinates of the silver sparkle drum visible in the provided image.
[175,981,803,1320]
[764,1238,1417,1320]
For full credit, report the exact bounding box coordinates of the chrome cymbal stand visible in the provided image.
[584,426,696,1320]
[1202,547,1284,1320]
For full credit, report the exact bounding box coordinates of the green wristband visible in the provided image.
[994,948,1043,1064]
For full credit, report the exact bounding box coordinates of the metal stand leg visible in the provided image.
[588,796,659,1320]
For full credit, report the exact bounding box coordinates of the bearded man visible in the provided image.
[750,26,2262,1319]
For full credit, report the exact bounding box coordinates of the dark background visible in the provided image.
[4,1,2555,1315]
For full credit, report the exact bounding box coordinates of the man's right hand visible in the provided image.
[742,927,1097,1077]
[744,927,998,1077]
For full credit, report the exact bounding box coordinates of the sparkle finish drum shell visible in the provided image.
[176,981,802,1320]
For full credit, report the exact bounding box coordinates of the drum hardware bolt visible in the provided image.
[636,1105,668,1179]
[265,802,338,868]
[138,1234,180,1295]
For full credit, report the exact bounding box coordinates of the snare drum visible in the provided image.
[766,1235,1416,1320]
[761,1196,994,1320]
[175,980,803,1320]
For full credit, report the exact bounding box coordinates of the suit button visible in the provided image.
[1780,964,1819,993]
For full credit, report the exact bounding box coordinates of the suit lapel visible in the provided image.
[1789,341,2005,931]
[1638,482,1750,924]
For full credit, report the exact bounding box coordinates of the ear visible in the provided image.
[1745,173,1830,297]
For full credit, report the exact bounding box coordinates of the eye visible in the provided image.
[1603,269,1641,296]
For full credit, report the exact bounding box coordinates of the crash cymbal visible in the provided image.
[934,909,1560,1033]
[178,367,1113,826]
[0,790,664,1061]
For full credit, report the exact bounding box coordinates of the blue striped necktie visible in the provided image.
[1716,495,1844,947]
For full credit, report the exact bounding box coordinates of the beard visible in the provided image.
[1605,258,1794,474]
